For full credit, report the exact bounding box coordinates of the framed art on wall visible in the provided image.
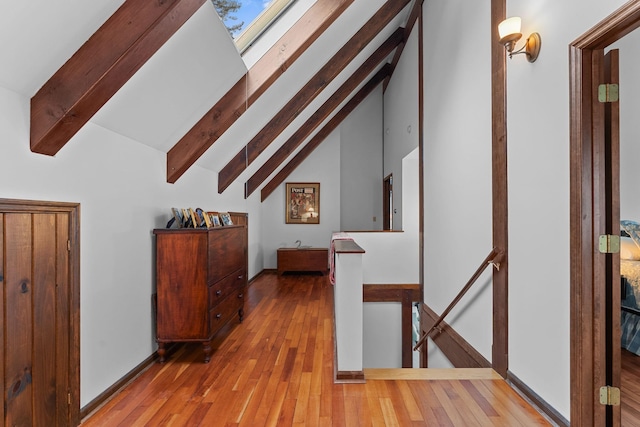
[286,182,320,224]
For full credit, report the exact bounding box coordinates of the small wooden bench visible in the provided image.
[277,247,328,275]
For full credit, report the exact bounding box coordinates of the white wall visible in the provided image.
[357,148,420,368]
[616,30,640,220]
[341,85,384,231]
[260,130,342,267]
[422,0,494,368]
[260,89,386,267]
[383,24,419,231]
[505,0,628,419]
[419,0,633,420]
[0,86,255,407]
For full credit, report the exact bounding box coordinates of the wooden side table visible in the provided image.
[277,248,328,275]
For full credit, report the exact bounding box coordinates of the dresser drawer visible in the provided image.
[208,269,246,308]
[207,227,245,283]
[209,290,245,334]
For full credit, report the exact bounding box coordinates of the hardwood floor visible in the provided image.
[81,272,551,426]
[622,348,640,426]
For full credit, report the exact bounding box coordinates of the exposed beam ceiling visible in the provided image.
[260,64,393,202]
[218,0,411,193]
[166,0,353,183]
[245,28,404,198]
[25,0,414,198]
[30,0,206,156]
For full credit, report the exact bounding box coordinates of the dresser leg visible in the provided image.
[202,341,212,363]
[158,343,167,363]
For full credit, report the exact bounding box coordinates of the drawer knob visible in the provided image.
[215,313,222,319]
[238,275,244,280]
[216,290,222,296]
[238,293,244,299]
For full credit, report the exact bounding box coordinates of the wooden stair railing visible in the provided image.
[413,247,502,351]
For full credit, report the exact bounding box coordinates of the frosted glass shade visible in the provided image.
[499,17,522,39]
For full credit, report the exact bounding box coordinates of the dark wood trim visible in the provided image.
[592,45,610,427]
[604,48,622,426]
[335,371,366,382]
[570,41,596,427]
[245,30,402,198]
[69,201,81,427]
[249,269,276,284]
[333,239,365,254]
[0,198,81,426]
[383,173,393,230]
[260,65,391,201]
[384,0,422,91]
[30,0,206,156]
[420,304,490,369]
[569,3,640,425]
[218,0,411,193]
[507,371,570,427]
[166,0,353,183]
[80,348,168,420]
[363,284,420,302]
[417,3,425,367]
[401,289,413,368]
[571,3,640,49]
[490,0,508,379]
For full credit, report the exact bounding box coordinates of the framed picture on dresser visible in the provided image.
[208,212,221,227]
[219,212,233,226]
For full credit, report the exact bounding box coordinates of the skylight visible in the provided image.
[213,0,297,54]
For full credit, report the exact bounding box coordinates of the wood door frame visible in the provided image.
[0,198,81,426]
[490,0,509,379]
[569,2,640,425]
[383,173,393,230]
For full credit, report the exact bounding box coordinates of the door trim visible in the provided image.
[0,198,81,426]
[569,2,640,425]
[383,173,393,230]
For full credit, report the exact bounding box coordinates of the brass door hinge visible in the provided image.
[599,386,620,406]
[599,234,620,254]
[598,84,619,103]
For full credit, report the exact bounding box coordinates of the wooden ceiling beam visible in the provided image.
[384,0,423,91]
[245,28,404,198]
[260,64,392,202]
[218,0,411,193]
[166,0,353,183]
[30,0,206,156]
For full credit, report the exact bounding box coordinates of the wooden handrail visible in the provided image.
[413,247,502,351]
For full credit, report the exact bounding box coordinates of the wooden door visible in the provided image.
[569,3,640,425]
[0,199,80,426]
[601,48,621,427]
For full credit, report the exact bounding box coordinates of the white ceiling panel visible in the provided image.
[0,0,125,96]
[91,1,247,153]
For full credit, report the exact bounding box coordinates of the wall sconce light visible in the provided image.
[498,17,541,63]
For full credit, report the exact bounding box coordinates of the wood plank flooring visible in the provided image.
[81,272,551,426]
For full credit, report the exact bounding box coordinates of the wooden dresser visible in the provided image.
[153,215,247,363]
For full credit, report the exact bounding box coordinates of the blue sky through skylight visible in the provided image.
[232,0,271,35]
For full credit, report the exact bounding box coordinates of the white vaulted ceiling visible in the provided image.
[0,0,414,195]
